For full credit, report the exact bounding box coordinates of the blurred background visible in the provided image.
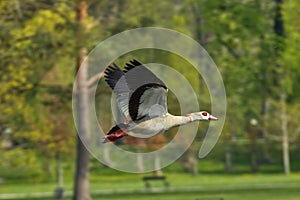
[1,0,300,199]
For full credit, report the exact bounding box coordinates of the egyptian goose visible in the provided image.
[103,59,217,143]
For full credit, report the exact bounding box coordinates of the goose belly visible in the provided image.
[127,117,166,138]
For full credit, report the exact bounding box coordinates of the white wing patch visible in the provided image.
[137,87,168,120]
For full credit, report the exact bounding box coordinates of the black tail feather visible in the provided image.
[107,123,129,135]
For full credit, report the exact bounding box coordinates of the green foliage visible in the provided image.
[0,148,44,183]
[0,0,76,180]
[282,0,300,96]
[0,0,300,185]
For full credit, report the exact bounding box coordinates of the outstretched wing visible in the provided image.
[124,60,168,121]
[104,63,130,118]
[104,59,168,122]
[129,83,168,121]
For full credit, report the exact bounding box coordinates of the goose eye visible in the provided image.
[202,112,208,116]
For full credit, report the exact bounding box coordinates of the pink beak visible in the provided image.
[209,115,218,121]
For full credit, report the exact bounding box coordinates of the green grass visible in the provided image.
[1,173,300,199]
[93,188,300,200]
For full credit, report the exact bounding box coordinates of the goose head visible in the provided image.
[187,111,218,121]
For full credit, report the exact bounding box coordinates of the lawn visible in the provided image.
[1,173,300,199]
[95,188,300,200]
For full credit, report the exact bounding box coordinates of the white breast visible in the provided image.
[126,117,167,138]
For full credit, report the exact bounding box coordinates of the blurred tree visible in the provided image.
[282,0,300,163]
[73,0,91,199]
[266,0,300,175]
[191,0,267,172]
[273,0,290,176]
[1,0,300,185]
[0,0,75,181]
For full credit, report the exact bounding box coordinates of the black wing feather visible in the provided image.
[104,63,124,90]
[123,59,141,73]
[124,59,166,91]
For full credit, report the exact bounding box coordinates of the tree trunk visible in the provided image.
[261,93,272,164]
[250,149,258,173]
[102,106,115,167]
[55,153,64,200]
[103,143,114,167]
[43,158,53,177]
[73,1,91,199]
[74,136,90,200]
[247,121,259,173]
[182,150,198,176]
[137,148,145,172]
[154,153,163,176]
[57,154,63,188]
[273,0,290,176]
[191,155,198,176]
[281,92,290,175]
[225,142,232,173]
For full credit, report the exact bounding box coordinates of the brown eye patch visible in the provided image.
[202,112,208,116]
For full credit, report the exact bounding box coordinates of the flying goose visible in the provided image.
[103,59,218,143]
